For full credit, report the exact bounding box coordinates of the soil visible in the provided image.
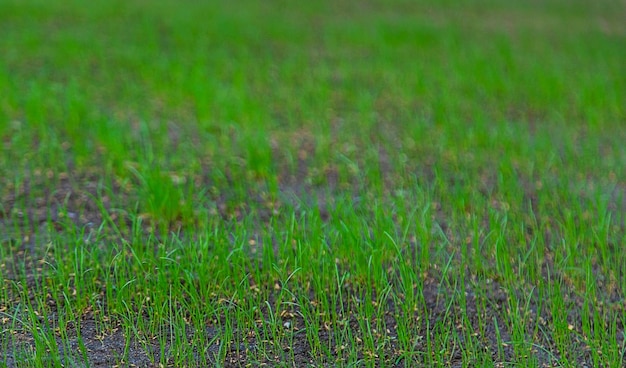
[0,169,622,367]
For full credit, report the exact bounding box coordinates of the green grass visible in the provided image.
[1,0,625,366]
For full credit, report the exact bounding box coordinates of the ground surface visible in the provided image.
[1,0,626,367]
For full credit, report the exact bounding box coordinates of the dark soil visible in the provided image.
[1,170,622,367]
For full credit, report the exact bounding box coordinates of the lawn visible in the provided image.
[1,0,625,366]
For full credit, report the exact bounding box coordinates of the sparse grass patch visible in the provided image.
[1,0,625,367]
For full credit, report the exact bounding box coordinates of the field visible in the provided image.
[1,0,625,366]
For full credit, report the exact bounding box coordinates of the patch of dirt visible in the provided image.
[1,152,624,367]
[3,318,160,367]
[3,266,612,367]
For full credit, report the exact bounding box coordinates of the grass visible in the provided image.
[1,0,625,366]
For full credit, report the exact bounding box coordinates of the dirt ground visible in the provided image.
[0,172,621,367]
